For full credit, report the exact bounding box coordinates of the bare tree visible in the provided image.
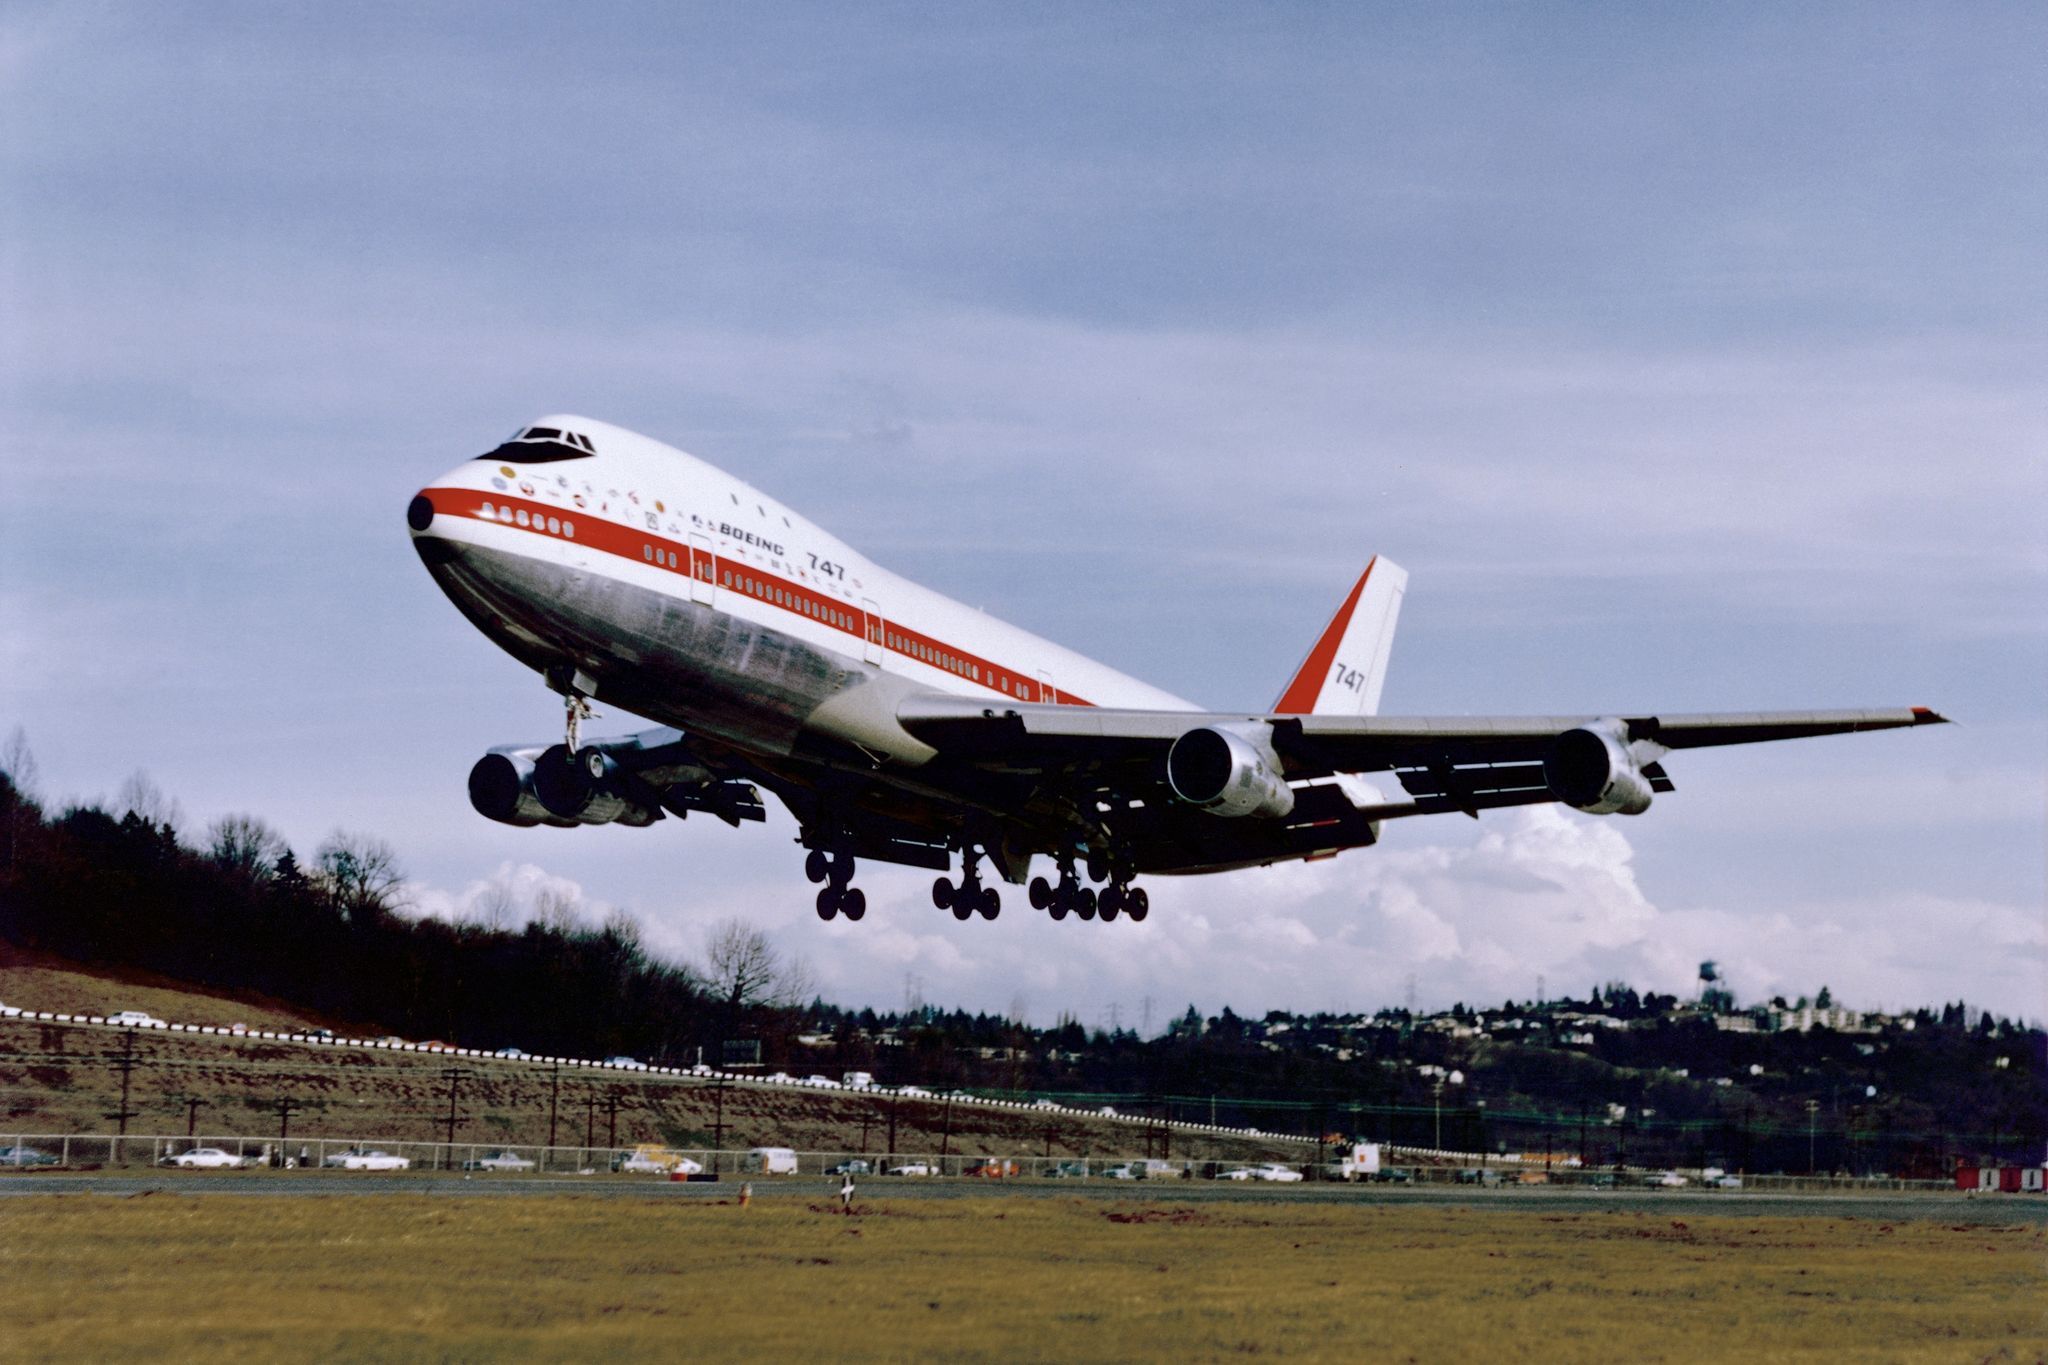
[531,885,580,933]
[472,880,516,931]
[207,813,289,882]
[316,831,408,921]
[116,770,184,832]
[0,725,38,798]
[702,918,811,1019]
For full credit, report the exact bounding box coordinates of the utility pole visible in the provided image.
[1806,1099,1820,1175]
[603,1090,623,1151]
[275,1096,300,1145]
[710,1077,727,1173]
[183,1096,205,1137]
[940,1095,953,1159]
[442,1067,463,1163]
[583,1094,598,1150]
[107,1029,141,1163]
[547,1061,561,1152]
[858,1108,873,1154]
[886,1098,898,1158]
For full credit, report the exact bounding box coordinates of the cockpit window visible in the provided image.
[476,427,596,464]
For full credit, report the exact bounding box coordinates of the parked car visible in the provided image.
[897,1085,930,1097]
[0,1000,20,1017]
[1032,1098,1059,1110]
[162,1147,250,1169]
[1215,1167,1257,1181]
[461,1150,537,1172]
[491,1047,530,1060]
[322,1149,411,1171]
[886,1162,934,1177]
[1644,1170,1689,1188]
[802,1074,840,1088]
[108,1010,166,1028]
[842,1071,874,1090]
[1254,1164,1305,1183]
[1099,1163,1142,1179]
[1374,1167,1414,1184]
[0,1145,59,1167]
[614,1146,694,1174]
[1455,1168,1502,1186]
[603,1056,644,1069]
[1047,1160,1089,1178]
[1707,1174,1743,1190]
[964,1159,1019,1178]
[825,1159,873,1176]
[1584,1172,1617,1189]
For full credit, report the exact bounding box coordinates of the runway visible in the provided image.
[5,1170,2040,1225]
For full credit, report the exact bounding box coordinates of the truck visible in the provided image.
[1338,1143,1381,1182]
[842,1071,874,1090]
[741,1146,799,1175]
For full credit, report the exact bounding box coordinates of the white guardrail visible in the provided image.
[0,1004,1317,1148]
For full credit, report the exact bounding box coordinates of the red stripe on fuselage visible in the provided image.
[417,487,1093,708]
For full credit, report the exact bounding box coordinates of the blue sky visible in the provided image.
[3,4,2042,1024]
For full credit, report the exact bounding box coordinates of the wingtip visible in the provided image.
[1910,706,1951,725]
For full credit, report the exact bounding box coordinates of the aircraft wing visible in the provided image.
[895,696,1948,859]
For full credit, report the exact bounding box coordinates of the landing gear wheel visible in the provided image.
[1029,876,1052,910]
[1086,854,1108,884]
[1100,889,1121,922]
[1075,888,1097,921]
[1048,894,1070,922]
[815,887,840,921]
[932,877,954,910]
[1127,887,1149,922]
[977,887,1000,920]
[951,897,973,922]
[806,850,830,884]
[841,888,866,921]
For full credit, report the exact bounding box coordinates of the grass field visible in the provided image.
[5,1193,2042,1362]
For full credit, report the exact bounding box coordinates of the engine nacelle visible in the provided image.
[1544,722,1654,816]
[470,747,659,828]
[1166,726,1297,819]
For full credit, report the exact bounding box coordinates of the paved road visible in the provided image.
[4,1171,2041,1224]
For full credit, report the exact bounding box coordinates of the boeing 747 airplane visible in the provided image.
[408,416,1945,924]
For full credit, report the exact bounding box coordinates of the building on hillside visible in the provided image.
[1771,1005,1875,1034]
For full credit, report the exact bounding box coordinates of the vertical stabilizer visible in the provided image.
[1271,557,1408,716]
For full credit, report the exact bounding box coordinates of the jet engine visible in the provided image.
[1165,725,1297,819]
[468,747,659,828]
[1544,721,1654,816]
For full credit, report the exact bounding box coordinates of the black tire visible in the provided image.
[951,897,973,921]
[1028,876,1051,910]
[805,850,830,884]
[978,887,1000,920]
[1100,890,1121,922]
[815,887,839,921]
[842,888,866,922]
[932,877,954,910]
[1086,854,1108,883]
[1128,887,1149,922]
[1076,888,1097,921]
[1048,895,1069,922]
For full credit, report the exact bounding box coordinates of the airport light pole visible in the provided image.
[1806,1099,1820,1175]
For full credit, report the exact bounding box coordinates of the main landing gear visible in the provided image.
[1028,854,1147,924]
[806,845,865,921]
[932,845,1000,921]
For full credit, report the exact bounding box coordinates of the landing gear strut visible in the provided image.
[808,843,864,921]
[1031,853,1146,924]
[932,844,1000,921]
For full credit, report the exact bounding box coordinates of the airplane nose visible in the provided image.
[407,492,436,532]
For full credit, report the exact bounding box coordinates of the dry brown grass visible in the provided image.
[3,1194,2041,1363]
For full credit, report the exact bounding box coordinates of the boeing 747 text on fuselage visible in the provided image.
[407,416,1945,924]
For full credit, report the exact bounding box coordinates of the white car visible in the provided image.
[108,1010,166,1028]
[897,1085,930,1097]
[1644,1170,1689,1188]
[1215,1167,1257,1181]
[492,1047,530,1060]
[604,1056,645,1069]
[163,1147,248,1169]
[1100,1163,1142,1180]
[886,1162,934,1177]
[323,1148,411,1171]
[803,1074,839,1088]
[1253,1164,1304,1183]
[462,1150,537,1171]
